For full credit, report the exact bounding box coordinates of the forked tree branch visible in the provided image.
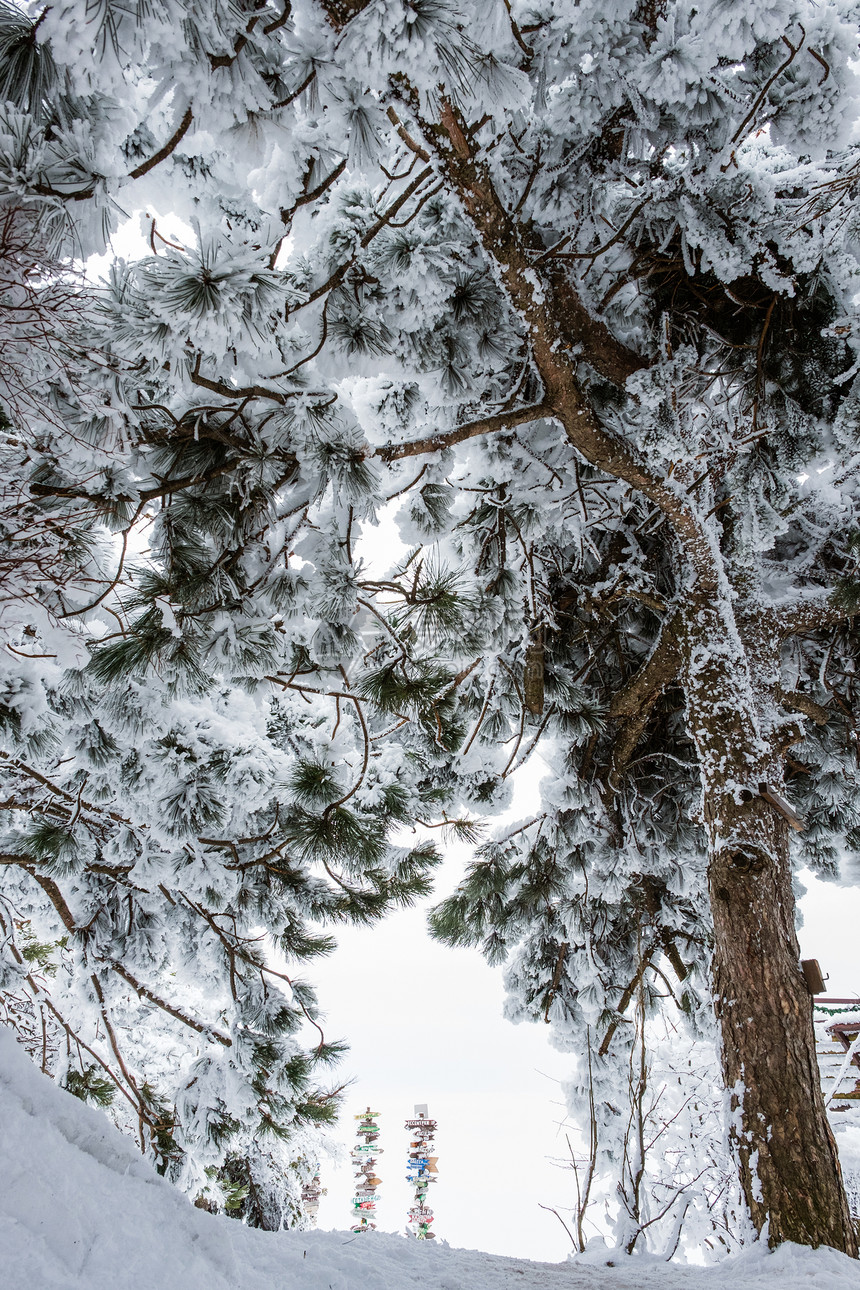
[128,107,194,180]
[378,97,726,593]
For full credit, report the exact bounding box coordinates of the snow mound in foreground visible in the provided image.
[1,1029,858,1290]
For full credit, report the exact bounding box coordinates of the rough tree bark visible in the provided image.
[681,599,858,1254]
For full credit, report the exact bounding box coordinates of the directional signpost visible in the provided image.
[404,1104,438,1239]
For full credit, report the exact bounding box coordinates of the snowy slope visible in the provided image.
[1,1029,858,1290]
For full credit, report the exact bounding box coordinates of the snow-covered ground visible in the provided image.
[2,1030,858,1290]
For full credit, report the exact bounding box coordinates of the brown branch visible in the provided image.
[660,933,689,987]
[128,107,194,180]
[271,69,317,110]
[209,0,292,70]
[33,105,194,202]
[606,703,656,797]
[30,456,252,505]
[283,164,434,320]
[609,613,682,721]
[543,941,569,1022]
[90,972,144,1104]
[760,592,859,638]
[372,401,551,462]
[500,0,533,57]
[807,48,830,84]
[731,28,805,145]
[538,200,648,264]
[775,686,830,726]
[415,107,724,593]
[458,671,497,758]
[279,159,347,219]
[0,752,133,826]
[637,876,689,987]
[598,943,658,1056]
[538,1203,576,1247]
[322,674,370,817]
[58,526,134,620]
[26,870,77,934]
[386,106,431,162]
[264,0,293,34]
[299,165,435,311]
[0,854,79,934]
[265,676,366,704]
[105,960,232,1046]
[189,356,287,404]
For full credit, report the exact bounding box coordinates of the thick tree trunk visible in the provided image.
[682,602,858,1254]
[708,798,856,1250]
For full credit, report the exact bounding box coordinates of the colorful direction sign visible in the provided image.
[350,1107,383,1233]
[404,1103,438,1240]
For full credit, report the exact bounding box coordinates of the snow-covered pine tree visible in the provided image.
[4,0,860,1254]
[310,0,860,1251]
[0,0,447,1222]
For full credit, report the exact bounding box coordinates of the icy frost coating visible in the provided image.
[2,0,860,1252]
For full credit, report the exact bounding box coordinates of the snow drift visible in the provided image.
[1,1029,858,1290]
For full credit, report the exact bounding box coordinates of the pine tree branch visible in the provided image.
[298,165,435,311]
[730,29,805,145]
[26,869,77,934]
[30,456,257,505]
[189,357,289,404]
[775,686,831,726]
[34,105,195,201]
[5,933,141,1114]
[598,944,658,1056]
[609,613,683,721]
[636,876,689,987]
[0,856,79,939]
[263,0,292,34]
[322,674,370,817]
[271,69,317,111]
[536,200,649,264]
[0,752,135,827]
[265,676,367,704]
[385,107,431,162]
[606,702,659,796]
[179,895,329,1051]
[601,612,684,793]
[760,592,860,637]
[128,107,194,179]
[104,959,232,1047]
[89,972,145,1106]
[543,941,569,1022]
[278,159,348,220]
[208,7,269,70]
[372,401,552,462]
